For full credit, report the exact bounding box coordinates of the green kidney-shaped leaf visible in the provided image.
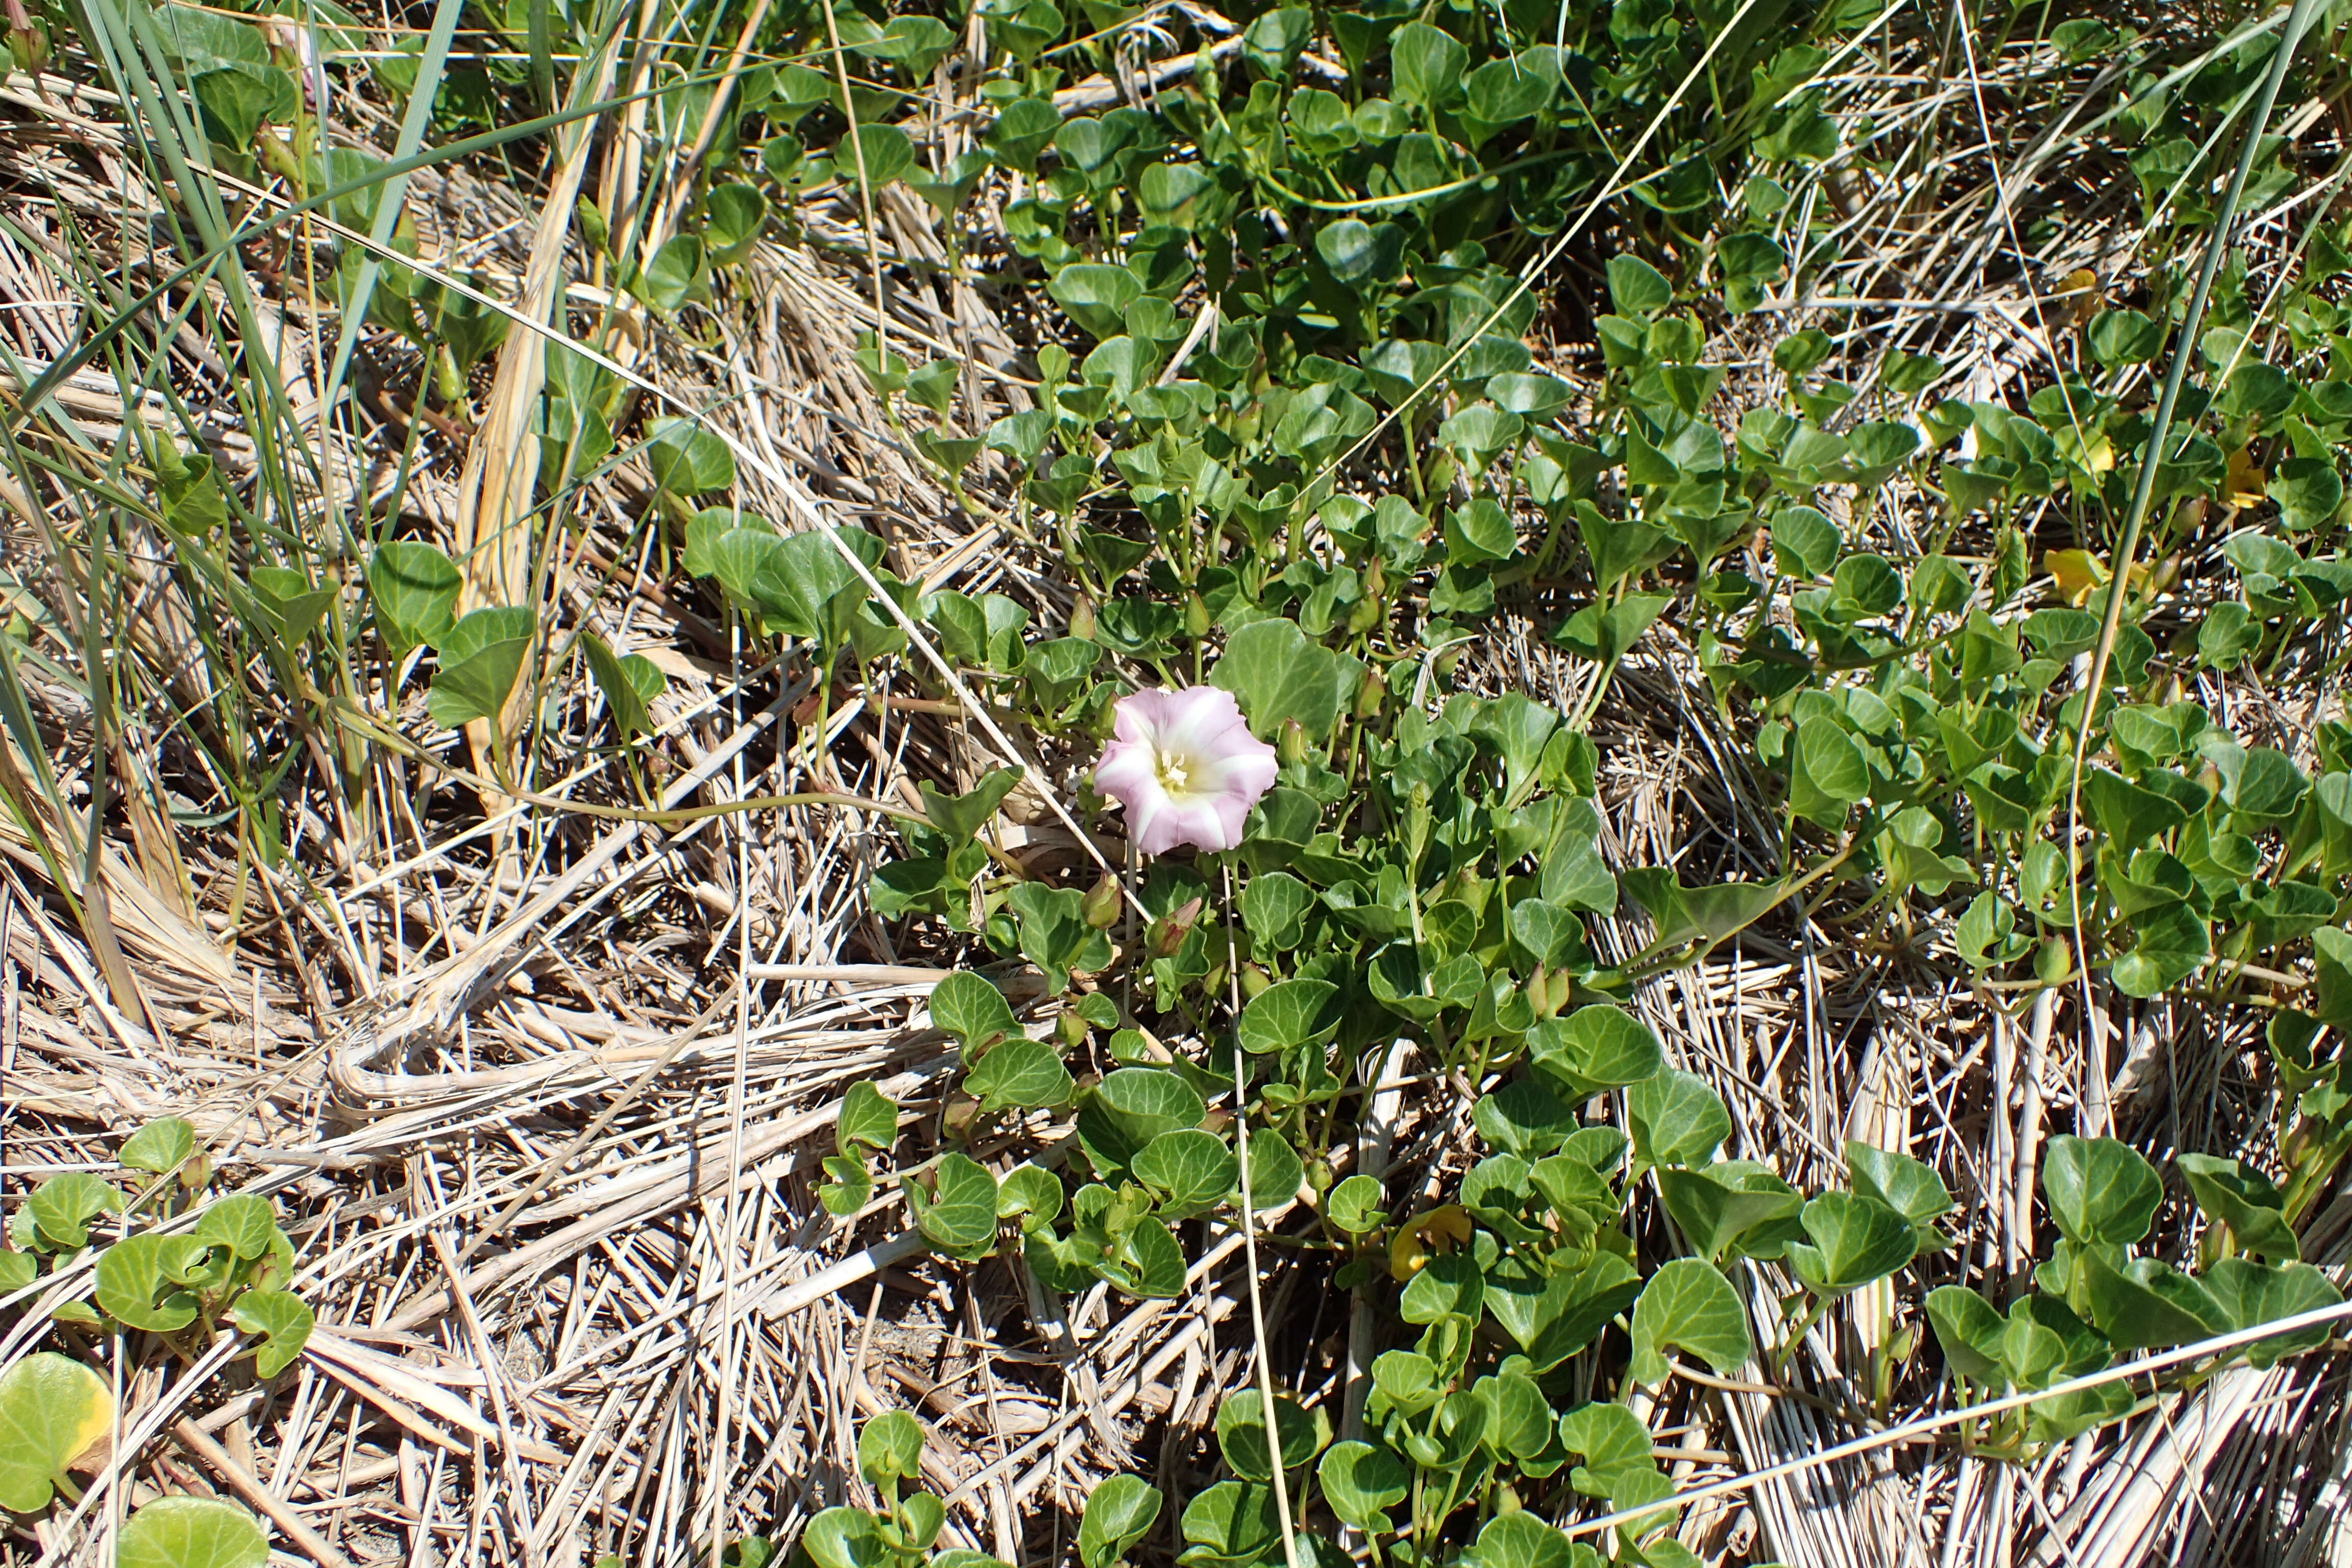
[192,1195,278,1261]
[119,1117,197,1177]
[1389,22,1467,109]
[1628,1257,1752,1386]
[1215,1388,1322,1481]
[1317,1440,1407,1528]
[1048,264,1142,341]
[1179,1479,1282,1565]
[1845,1142,1952,1238]
[963,1037,1074,1115]
[0,1353,114,1512]
[93,1232,205,1331]
[1626,1069,1730,1168]
[2176,1153,2298,1262]
[1476,1510,1572,1568]
[1789,715,1868,827]
[1076,1068,1207,1180]
[802,1507,885,1568]
[231,1288,314,1377]
[857,1409,924,1487]
[27,1172,122,1251]
[2075,1246,2230,1348]
[1657,1163,1801,1265]
[2041,1135,2162,1246]
[426,606,536,729]
[2199,1258,2343,1368]
[1784,1191,1916,1297]
[117,1496,270,1568]
[1079,1474,1163,1568]
[1529,1004,1664,1096]
[931,971,1021,1062]
[1236,979,1341,1054]
[1606,255,1673,315]
[1924,1285,2007,1382]
[1132,1129,1237,1220]
[1209,618,1355,742]
[906,1152,999,1260]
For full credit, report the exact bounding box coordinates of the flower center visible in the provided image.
[1156,750,1194,793]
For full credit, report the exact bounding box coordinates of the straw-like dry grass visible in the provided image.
[0,2,2347,1565]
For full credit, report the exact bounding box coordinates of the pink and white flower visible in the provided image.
[1093,687,1278,856]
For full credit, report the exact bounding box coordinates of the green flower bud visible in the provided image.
[1238,962,1272,999]
[1277,718,1309,767]
[1356,667,1385,719]
[1184,591,1212,639]
[1080,871,1122,930]
[2036,936,2071,986]
[1069,594,1096,642]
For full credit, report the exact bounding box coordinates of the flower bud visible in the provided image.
[1148,895,1203,957]
[1346,594,1382,635]
[1184,591,1212,639]
[1081,871,1122,929]
[2036,936,2071,987]
[1528,966,1560,1019]
[1238,962,1272,999]
[1069,594,1096,642]
[1356,667,1385,719]
[1058,1009,1090,1049]
[1277,718,1309,767]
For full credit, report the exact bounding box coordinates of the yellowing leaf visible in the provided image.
[2046,549,2109,606]
[2225,446,2267,508]
[0,1353,115,1512]
[2055,267,2102,326]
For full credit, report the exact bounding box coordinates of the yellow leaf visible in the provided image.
[2055,267,2102,326]
[2225,446,2266,508]
[2046,548,2109,606]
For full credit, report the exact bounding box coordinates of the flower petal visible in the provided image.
[1135,792,1235,855]
[1093,738,1160,805]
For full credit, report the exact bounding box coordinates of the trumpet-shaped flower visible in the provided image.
[1093,687,1278,856]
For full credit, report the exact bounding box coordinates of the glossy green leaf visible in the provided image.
[2041,1136,2162,1246]
[2075,1246,2230,1347]
[2199,1258,2342,1368]
[93,1233,205,1331]
[837,1081,898,1153]
[907,1153,999,1260]
[1325,1174,1386,1234]
[858,1409,925,1487]
[231,1289,314,1377]
[1076,1068,1206,1179]
[1079,1474,1163,1568]
[1179,1479,1281,1566]
[1132,1129,1237,1219]
[1216,1388,1322,1481]
[1237,979,1341,1054]
[2176,1153,2298,1262]
[1528,1004,1664,1096]
[1210,618,1356,741]
[931,972,1021,1062]
[1785,1191,1916,1296]
[1476,1510,1572,1568]
[192,1195,277,1261]
[963,1037,1074,1115]
[1657,1162,1801,1265]
[1316,1440,1407,1527]
[1627,1070,1730,1168]
[1607,255,1673,314]
[116,1497,270,1568]
[26,1172,121,1251]
[1789,715,1868,827]
[1924,1286,2007,1382]
[1628,1257,1752,1385]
